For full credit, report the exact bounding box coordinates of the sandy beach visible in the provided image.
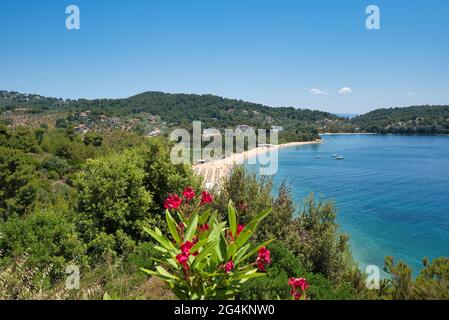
[193,140,322,188]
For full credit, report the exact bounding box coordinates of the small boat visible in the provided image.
[331,154,338,158]
[315,155,322,159]
[335,155,344,160]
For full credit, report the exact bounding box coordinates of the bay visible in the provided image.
[247,134,449,275]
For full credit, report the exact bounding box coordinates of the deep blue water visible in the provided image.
[247,134,449,275]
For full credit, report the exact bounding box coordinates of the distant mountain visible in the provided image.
[0,90,348,142]
[0,90,341,124]
[351,105,449,134]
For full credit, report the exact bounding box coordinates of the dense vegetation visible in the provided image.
[2,91,449,137]
[1,91,449,300]
[0,90,346,142]
[352,105,449,135]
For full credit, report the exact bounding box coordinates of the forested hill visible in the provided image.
[0,90,340,127]
[352,105,449,135]
[125,91,341,127]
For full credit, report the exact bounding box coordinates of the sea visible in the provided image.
[246,134,449,276]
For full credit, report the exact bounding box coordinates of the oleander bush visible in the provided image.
[142,187,274,300]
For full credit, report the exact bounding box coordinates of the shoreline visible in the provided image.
[193,140,322,188]
[320,132,377,135]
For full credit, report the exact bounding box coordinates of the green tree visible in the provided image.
[292,195,350,282]
[0,147,42,219]
[73,150,154,261]
[0,209,86,279]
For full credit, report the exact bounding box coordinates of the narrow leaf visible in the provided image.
[228,200,237,239]
[166,210,181,244]
[184,212,199,242]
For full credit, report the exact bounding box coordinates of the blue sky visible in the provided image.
[0,0,448,113]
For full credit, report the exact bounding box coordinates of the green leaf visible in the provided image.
[199,209,211,225]
[227,242,236,260]
[234,243,250,264]
[190,238,207,254]
[235,228,253,249]
[255,208,272,221]
[215,235,227,262]
[156,265,179,280]
[166,210,181,244]
[233,270,265,280]
[192,240,218,269]
[143,226,175,251]
[228,200,237,239]
[184,212,199,242]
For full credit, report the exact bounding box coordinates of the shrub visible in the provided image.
[215,166,297,243]
[291,194,351,282]
[40,155,69,178]
[143,188,274,300]
[381,256,449,300]
[216,167,352,284]
[73,150,154,261]
[0,147,43,219]
[0,209,86,279]
[238,242,355,300]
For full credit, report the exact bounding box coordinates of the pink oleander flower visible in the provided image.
[258,247,271,263]
[256,246,271,272]
[176,253,189,271]
[164,194,183,210]
[182,187,196,201]
[289,277,309,300]
[180,241,194,256]
[200,191,213,205]
[288,278,309,291]
[225,260,235,273]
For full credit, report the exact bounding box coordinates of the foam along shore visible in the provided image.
[193,140,322,188]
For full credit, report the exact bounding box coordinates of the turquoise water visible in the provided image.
[247,134,449,275]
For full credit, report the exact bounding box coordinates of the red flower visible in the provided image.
[225,260,234,273]
[288,278,309,291]
[198,223,209,233]
[164,194,183,210]
[289,277,309,300]
[180,241,194,256]
[237,224,245,237]
[255,246,271,272]
[200,191,213,205]
[176,253,189,270]
[182,187,196,200]
[257,247,271,264]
